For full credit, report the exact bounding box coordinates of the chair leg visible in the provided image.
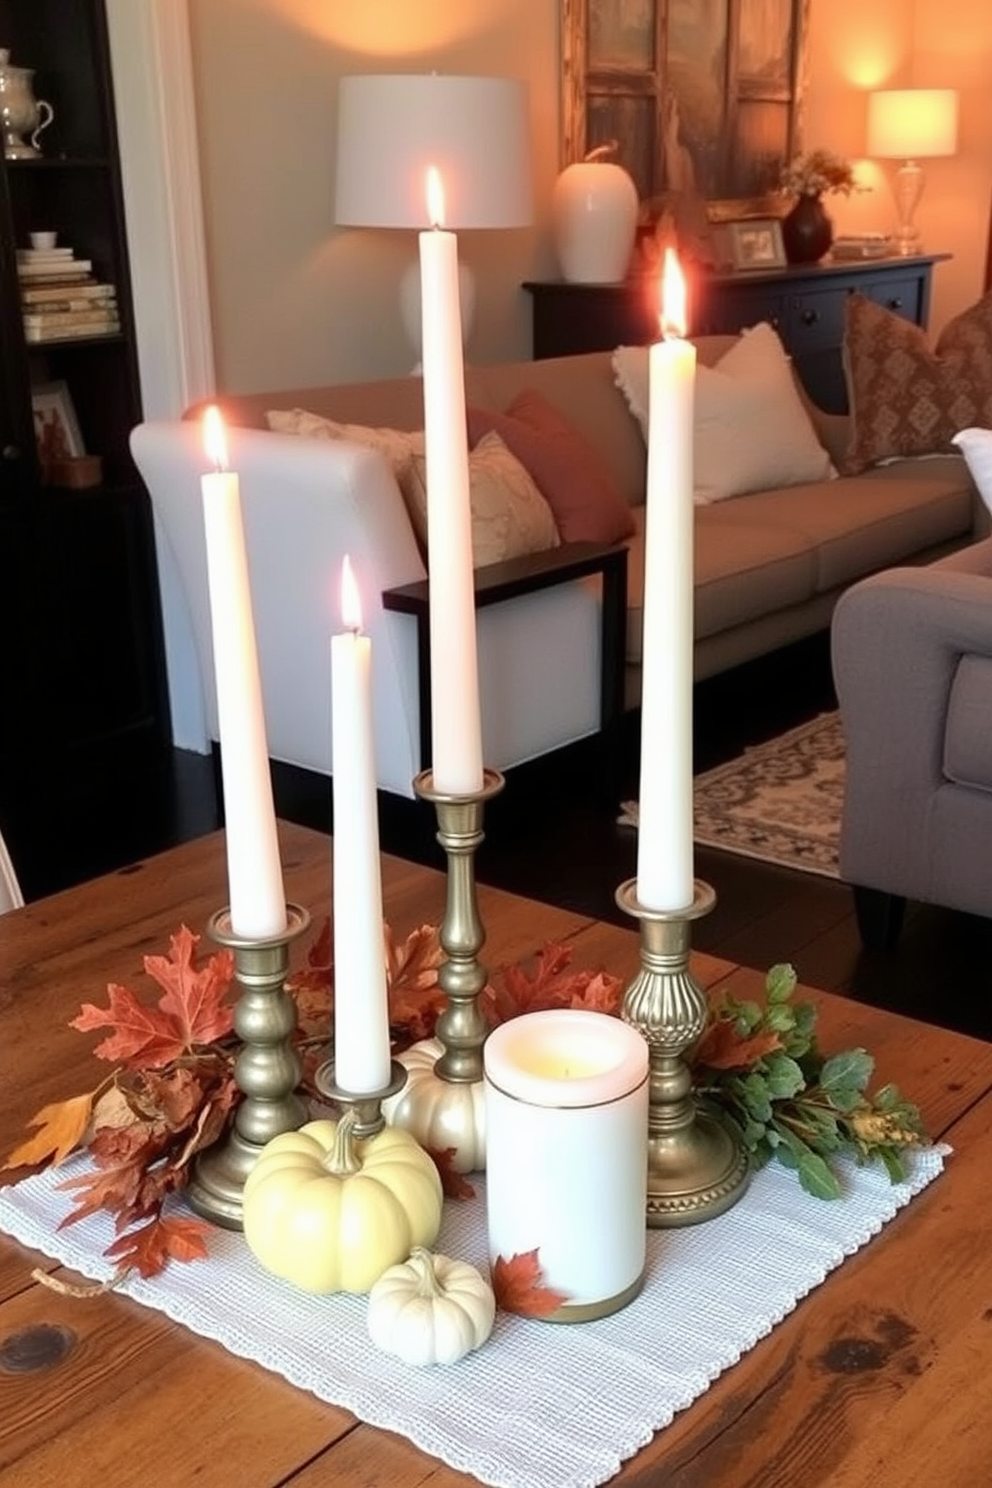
[853,885,906,952]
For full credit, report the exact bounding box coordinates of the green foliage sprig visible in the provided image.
[692,964,928,1199]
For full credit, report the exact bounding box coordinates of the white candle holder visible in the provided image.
[615,877,750,1226]
[187,903,310,1230]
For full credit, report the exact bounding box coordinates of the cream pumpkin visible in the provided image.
[367,1247,495,1365]
[242,1110,443,1294]
[383,1036,486,1173]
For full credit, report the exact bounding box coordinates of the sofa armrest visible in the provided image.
[383,540,628,777]
[832,560,992,886]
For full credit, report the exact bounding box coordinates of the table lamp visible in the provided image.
[867,88,958,256]
[334,74,532,360]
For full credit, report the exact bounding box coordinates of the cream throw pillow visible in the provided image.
[265,407,425,481]
[613,322,835,503]
[404,431,560,568]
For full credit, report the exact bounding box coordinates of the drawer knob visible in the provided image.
[886,297,903,310]
[801,308,820,326]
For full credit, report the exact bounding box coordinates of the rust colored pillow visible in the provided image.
[467,389,635,543]
[842,291,992,473]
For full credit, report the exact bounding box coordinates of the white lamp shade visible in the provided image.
[335,74,532,229]
[867,89,959,160]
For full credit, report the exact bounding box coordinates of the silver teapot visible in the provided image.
[0,49,54,160]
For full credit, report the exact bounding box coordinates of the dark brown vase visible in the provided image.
[781,193,833,265]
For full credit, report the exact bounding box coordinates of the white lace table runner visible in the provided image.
[0,1148,946,1488]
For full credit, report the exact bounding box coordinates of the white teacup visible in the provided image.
[30,230,57,250]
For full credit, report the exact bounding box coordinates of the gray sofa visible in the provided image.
[132,339,980,797]
[833,538,992,946]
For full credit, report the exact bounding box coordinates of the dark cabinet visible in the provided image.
[524,253,949,413]
[0,1,169,894]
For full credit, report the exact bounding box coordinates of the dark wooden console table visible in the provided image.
[524,252,949,412]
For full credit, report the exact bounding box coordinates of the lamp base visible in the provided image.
[399,256,477,367]
[893,159,925,256]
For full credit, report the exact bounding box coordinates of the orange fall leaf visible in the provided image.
[491,1248,569,1318]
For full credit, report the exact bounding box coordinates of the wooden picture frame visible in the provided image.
[725,217,787,271]
[31,379,85,464]
[561,0,809,218]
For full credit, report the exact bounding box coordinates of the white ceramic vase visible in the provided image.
[552,157,638,284]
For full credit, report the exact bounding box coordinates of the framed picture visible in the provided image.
[726,218,787,271]
[31,380,85,464]
[561,0,809,218]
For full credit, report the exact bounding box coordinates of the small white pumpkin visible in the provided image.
[383,1036,486,1173]
[367,1247,496,1365]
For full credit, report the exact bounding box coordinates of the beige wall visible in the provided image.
[187,0,992,394]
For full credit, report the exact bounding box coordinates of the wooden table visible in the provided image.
[2,822,991,1487]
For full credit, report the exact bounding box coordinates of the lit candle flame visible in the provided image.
[341,554,362,632]
[426,165,445,229]
[659,247,687,340]
[203,404,228,472]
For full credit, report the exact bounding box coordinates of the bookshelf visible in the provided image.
[0,0,169,896]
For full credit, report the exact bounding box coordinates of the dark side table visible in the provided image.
[383,540,628,793]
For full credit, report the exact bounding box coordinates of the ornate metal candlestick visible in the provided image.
[616,877,750,1227]
[382,767,504,1171]
[187,903,310,1230]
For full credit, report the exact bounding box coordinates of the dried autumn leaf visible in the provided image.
[491,1249,569,1318]
[286,916,333,1001]
[104,1214,211,1279]
[695,1018,785,1071]
[57,1159,145,1228]
[72,983,184,1068]
[483,943,622,1028]
[429,1146,476,1201]
[142,925,236,1049]
[386,922,443,994]
[2,1092,96,1171]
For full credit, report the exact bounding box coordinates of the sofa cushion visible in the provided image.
[704,457,974,594]
[624,505,818,661]
[842,291,992,473]
[403,431,560,568]
[612,322,834,503]
[467,389,635,544]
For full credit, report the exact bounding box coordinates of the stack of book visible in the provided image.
[17,245,120,343]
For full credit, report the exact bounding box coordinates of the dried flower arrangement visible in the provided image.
[780,148,859,199]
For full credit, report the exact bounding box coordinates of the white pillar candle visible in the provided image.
[636,248,696,912]
[484,1009,649,1319]
[330,556,392,1095]
[200,407,286,940]
[418,166,484,796]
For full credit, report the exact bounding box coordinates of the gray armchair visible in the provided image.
[831,539,992,948]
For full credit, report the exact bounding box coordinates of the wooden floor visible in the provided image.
[18,631,992,1044]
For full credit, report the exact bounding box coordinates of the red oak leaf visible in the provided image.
[491,1249,569,1318]
[71,926,235,1068]
[56,1159,145,1228]
[104,1214,211,1279]
[482,943,622,1028]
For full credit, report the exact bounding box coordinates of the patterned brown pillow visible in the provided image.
[841,291,992,473]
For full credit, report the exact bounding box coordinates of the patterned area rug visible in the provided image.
[619,711,845,879]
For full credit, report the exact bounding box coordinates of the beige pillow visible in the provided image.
[842,292,992,473]
[613,322,834,504]
[405,431,560,568]
[265,408,424,481]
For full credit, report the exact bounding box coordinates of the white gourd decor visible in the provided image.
[383,1036,486,1173]
[367,1247,496,1365]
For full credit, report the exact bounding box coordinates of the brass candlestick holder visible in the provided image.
[616,877,750,1227]
[381,768,504,1172]
[187,903,310,1230]
[313,1058,408,1138]
[414,767,505,1082]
